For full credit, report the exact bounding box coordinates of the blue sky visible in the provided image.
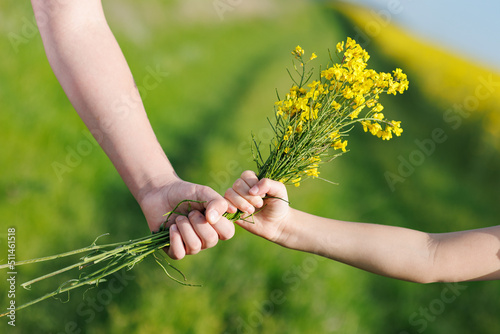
[342,0,500,71]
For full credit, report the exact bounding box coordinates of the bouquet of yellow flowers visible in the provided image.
[0,38,408,317]
[251,39,407,186]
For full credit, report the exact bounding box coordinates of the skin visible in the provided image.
[31,0,235,259]
[224,170,500,283]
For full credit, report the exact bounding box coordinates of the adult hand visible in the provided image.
[139,176,235,259]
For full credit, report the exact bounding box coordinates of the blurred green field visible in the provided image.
[1,0,499,333]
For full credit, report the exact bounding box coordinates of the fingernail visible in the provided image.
[207,210,219,224]
[171,224,178,232]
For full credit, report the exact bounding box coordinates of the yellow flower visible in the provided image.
[387,81,399,95]
[368,122,382,136]
[391,120,403,136]
[329,131,339,139]
[393,68,408,83]
[309,155,321,163]
[353,95,365,107]
[307,80,320,89]
[349,107,363,119]
[300,111,309,122]
[364,99,374,108]
[292,45,304,58]
[311,108,319,119]
[310,53,317,60]
[346,37,356,50]
[305,167,320,178]
[380,127,393,140]
[333,139,348,152]
[361,120,371,132]
[296,97,309,111]
[372,103,384,112]
[336,41,344,53]
[331,100,341,110]
[296,122,303,133]
[342,88,354,99]
[321,67,335,80]
[291,177,302,187]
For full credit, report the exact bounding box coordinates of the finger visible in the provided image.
[211,216,236,241]
[240,170,259,186]
[203,192,228,225]
[225,188,255,214]
[250,178,288,201]
[167,224,186,260]
[187,210,219,249]
[232,178,264,209]
[175,215,202,255]
[225,199,238,214]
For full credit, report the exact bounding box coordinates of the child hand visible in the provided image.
[225,170,290,243]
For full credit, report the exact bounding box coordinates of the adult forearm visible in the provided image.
[32,0,176,201]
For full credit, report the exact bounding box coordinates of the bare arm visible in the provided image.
[32,0,174,201]
[282,211,500,283]
[227,171,500,283]
[32,0,235,258]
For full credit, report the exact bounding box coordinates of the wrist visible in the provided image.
[135,171,182,233]
[274,208,321,254]
[99,128,178,205]
[134,170,180,208]
[272,208,299,248]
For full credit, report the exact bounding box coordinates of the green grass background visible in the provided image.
[1,0,499,333]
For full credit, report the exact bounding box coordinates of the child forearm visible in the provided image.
[280,209,440,283]
[279,209,500,282]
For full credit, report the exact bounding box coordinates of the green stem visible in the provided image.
[21,261,84,289]
[0,238,152,270]
[223,210,244,222]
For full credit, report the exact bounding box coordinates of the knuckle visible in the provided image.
[204,234,219,249]
[188,240,202,255]
[241,170,254,178]
[251,197,264,208]
[224,188,233,198]
[260,178,271,187]
[176,215,188,224]
[188,210,203,220]
[220,228,235,241]
[219,224,235,241]
[233,178,245,189]
[168,248,183,260]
